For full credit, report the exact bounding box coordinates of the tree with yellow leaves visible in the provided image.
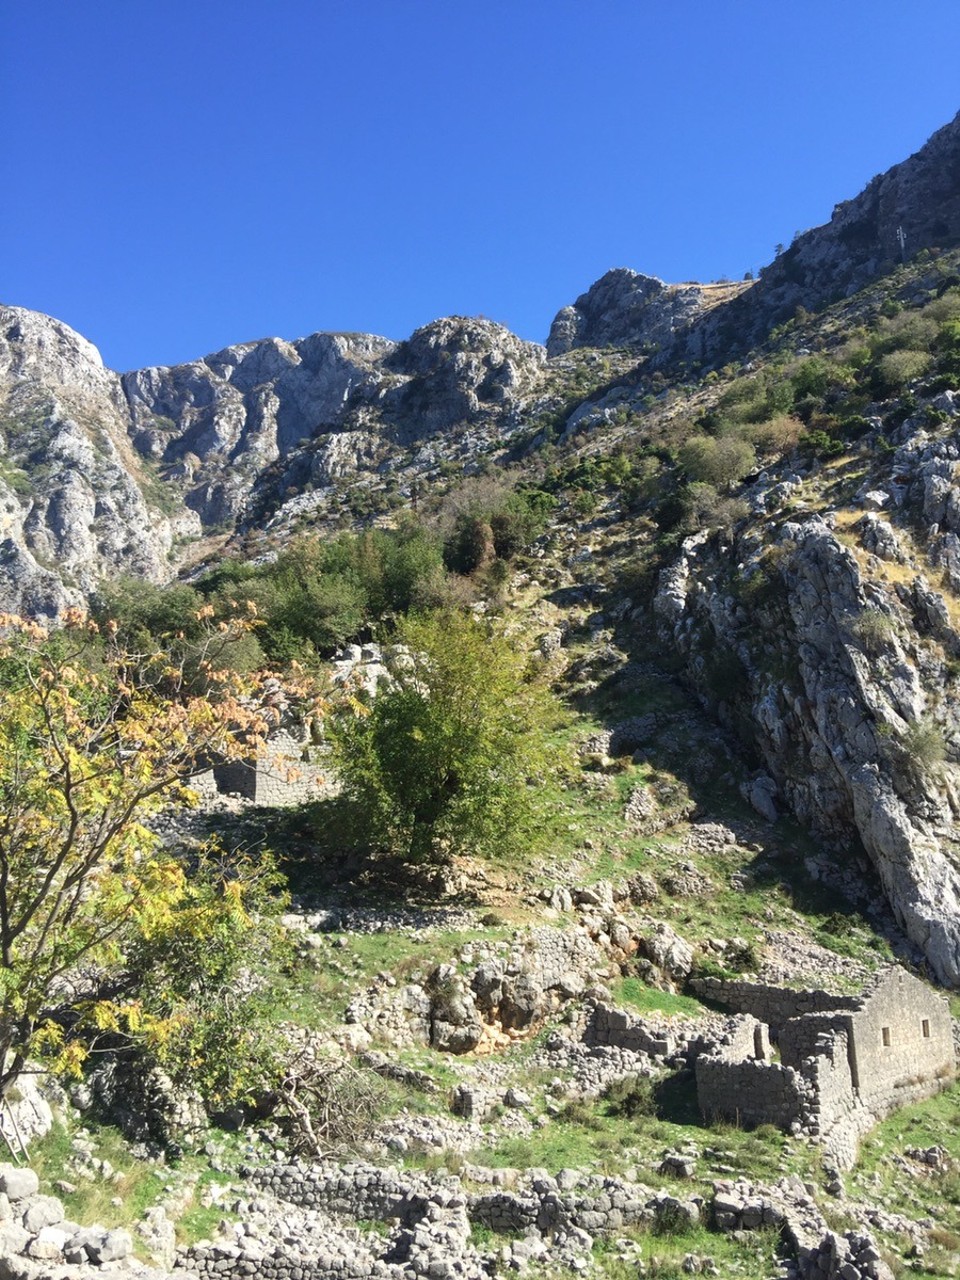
[0,607,293,1103]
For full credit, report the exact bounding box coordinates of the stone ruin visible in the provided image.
[691,966,956,1167]
[194,644,392,807]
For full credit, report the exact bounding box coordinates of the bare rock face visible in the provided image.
[654,514,960,986]
[0,306,549,610]
[0,307,180,620]
[123,330,395,525]
[546,268,710,356]
[555,115,960,370]
[382,316,545,439]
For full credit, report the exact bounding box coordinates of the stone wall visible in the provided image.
[694,1016,809,1129]
[690,967,956,1167]
[779,1014,855,1070]
[584,1002,677,1058]
[244,1160,692,1245]
[210,734,331,806]
[847,968,955,1116]
[690,977,859,1028]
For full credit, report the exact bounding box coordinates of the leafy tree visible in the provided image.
[440,478,555,574]
[677,435,756,491]
[331,610,559,865]
[873,349,932,395]
[0,609,286,1100]
[444,514,496,575]
[120,841,290,1107]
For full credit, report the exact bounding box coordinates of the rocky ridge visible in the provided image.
[0,308,548,618]
[671,109,960,367]
[545,269,745,358]
[4,113,960,619]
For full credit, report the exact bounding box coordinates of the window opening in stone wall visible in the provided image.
[922,1019,930,1038]
[881,1026,891,1047]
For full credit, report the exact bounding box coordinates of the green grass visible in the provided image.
[175,1202,234,1247]
[609,978,703,1018]
[30,1120,165,1235]
[28,1118,253,1252]
[274,921,513,1026]
[464,1072,820,1190]
[592,1223,784,1280]
[844,1081,960,1276]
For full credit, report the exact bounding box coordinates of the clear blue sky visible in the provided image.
[3,1,958,372]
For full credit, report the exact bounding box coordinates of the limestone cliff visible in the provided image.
[653,426,960,985]
[546,268,730,357]
[555,112,960,370]
[0,307,184,620]
[0,307,547,613]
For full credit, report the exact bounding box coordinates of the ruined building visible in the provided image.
[692,967,955,1167]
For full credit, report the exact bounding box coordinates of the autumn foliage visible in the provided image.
[0,607,294,1101]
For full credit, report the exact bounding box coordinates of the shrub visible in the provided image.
[678,435,756,491]
[874,349,932,395]
[604,1074,656,1118]
[900,716,947,773]
[330,610,562,864]
[852,609,896,653]
[746,414,803,458]
[797,429,844,460]
[676,483,749,534]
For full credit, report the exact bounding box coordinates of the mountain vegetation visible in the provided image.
[1,112,960,1280]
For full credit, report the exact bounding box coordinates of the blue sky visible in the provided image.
[3,2,959,372]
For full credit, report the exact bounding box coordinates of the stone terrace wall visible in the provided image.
[243,1160,686,1242]
[245,1161,433,1224]
[690,977,860,1028]
[584,1003,677,1058]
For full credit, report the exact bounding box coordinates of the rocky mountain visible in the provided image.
[544,111,960,367]
[545,268,748,357]
[0,307,548,617]
[7,112,960,1280]
[5,112,960,987]
[673,108,960,366]
[0,307,185,618]
[4,112,958,621]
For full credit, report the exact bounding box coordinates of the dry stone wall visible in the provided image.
[690,976,860,1026]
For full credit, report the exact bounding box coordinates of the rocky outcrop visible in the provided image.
[546,268,714,356]
[554,114,960,370]
[123,330,394,526]
[122,316,544,527]
[654,508,960,985]
[0,307,184,620]
[0,305,549,611]
[381,316,545,439]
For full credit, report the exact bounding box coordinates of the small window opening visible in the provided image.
[881,1026,891,1047]
[922,1019,930,1039]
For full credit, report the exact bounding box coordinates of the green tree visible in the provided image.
[331,610,559,865]
[0,609,289,1100]
[677,435,756,491]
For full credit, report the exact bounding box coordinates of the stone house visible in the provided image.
[692,967,955,1167]
[203,727,331,806]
